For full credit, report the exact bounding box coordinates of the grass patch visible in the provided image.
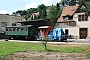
[0,41,90,58]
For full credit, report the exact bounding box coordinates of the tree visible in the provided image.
[15,10,23,16]
[61,0,64,6]
[5,14,9,15]
[80,8,90,16]
[47,6,62,19]
[25,8,38,20]
[34,15,38,20]
[56,3,60,10]
[57,10,62,18]
[31,16,33,20]
[37,4,47,19]
[21,10,27,16]
[27,18,31,21]
[70,0,75,6]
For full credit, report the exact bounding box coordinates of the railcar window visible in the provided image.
[13,28,17,31]
[24,28,27,31]
[26,28,27,31]
[17,28,21,31]
[43,29,46,32]
[6,28,8,31]
[21,28,24,31]
[9,28,13,31]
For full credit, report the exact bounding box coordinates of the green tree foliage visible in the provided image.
[56,3,60,10]
[14,0,90,20]
[31,16,33,20]
[5,14,9,15]
[60,0,90,6]
[79,0,90,3]
[70,0,75,6]
[26,8,38,20]
[80,8,90,16]
[60,0,64,6]
[34,15,38,20]
[21,10,27,16]
[57,10,62,18]
[47,6,62,19]
[14,10,27,16]
[16,10,23,14]
[37,4,47,19]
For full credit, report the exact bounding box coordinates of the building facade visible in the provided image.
[55,13,90,39]
[0,14,21,38]
[55,1,90,39]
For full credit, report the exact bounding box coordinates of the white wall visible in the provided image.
[74,13,90,36]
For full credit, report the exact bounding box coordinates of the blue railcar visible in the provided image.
[48,28,67,41]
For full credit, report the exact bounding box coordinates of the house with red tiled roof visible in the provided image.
[31,12,40,19]
[20,15,26,21]
[57,5,79,22]
[55,1,90,39]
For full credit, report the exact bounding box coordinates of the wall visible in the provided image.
[55,22,79,39]
[0,14,21,33]
[74,13,90,37]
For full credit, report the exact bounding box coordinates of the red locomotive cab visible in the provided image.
[39,26,53,37]
[39,28,44,37]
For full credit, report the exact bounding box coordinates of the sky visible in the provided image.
[0,0,61,14]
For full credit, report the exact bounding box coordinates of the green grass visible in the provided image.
[0,41,90,58]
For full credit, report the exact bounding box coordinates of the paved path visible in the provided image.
[0,39,90,45]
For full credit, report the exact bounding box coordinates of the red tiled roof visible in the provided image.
[57,5,79,22]
[31,12,40,16]
[20,15,26,21]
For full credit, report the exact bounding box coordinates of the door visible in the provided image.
[79,28,88,39]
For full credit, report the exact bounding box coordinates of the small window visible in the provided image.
[85,15,88,21]
[1,22,7,27]
[43,29,46,32]
[21,28,24,31]
[65,29,68,35]
[78,14,88,21]
[82,15,84,21]
[17,28,20,31]
[13,28,17,31]
[78,15,81,21]
[25,28,27,31]
[55,24,59,26]
[64,17,69,20]
[12,23,16,26]
[6,28,8,31]
[9,28,13,31]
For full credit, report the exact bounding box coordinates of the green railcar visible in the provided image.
[5,25,38,40]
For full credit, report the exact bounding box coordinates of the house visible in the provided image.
[0,14,21,38]
[31,12,40,19]
[55,1,90,39]
[20,15,26,21]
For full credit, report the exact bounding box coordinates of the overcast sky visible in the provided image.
[0,0,61,14]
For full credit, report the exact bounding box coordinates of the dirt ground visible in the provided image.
[1,44,90,60]
[1,51,90,60]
